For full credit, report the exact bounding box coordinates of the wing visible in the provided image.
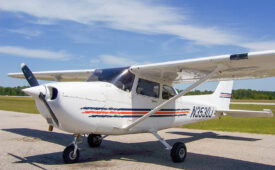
[130,50,275,84]
[8,69,95,82]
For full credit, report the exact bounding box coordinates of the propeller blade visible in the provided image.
[39,92,59,127]
[21,63,39,87]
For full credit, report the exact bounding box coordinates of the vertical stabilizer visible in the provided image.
[213,81,233,110]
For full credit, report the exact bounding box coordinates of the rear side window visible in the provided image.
[136,78,160,98]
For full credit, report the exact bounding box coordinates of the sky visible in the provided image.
[1,0,275,91]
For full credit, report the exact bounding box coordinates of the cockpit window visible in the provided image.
[87,67,135,92]
[162,85,176,100]
[136,78,160,98]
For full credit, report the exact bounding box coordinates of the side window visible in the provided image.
[162,85,176,100]
[136,78,160,98]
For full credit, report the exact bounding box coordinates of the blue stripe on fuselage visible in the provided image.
[81,107,190,112]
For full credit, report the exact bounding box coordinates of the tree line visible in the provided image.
[1,86,275,100]
[0,86,29,96]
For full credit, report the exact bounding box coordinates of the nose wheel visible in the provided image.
[63,144,80,163]
[63,135,82,164]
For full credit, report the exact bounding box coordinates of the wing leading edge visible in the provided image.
[130,50,275,84]
[8,69,95,82]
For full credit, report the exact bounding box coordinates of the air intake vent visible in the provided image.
[51,87,58,100]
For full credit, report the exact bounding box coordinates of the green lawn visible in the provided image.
[0,96,38,114]
[231,99,275,103]
[0,96,275,134]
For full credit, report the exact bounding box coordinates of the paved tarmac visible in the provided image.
[1,110,275,170]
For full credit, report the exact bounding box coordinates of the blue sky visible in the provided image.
[1,0,275,91]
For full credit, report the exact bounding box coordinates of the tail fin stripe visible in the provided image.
[220,96,232,98]
[220,93,232,95]
[220,93,232,98]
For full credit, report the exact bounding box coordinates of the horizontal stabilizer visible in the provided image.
[217,109,273,117]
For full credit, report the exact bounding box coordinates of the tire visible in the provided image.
[63,145,80,164]
[170,142,187,163]
[87,134,102,147]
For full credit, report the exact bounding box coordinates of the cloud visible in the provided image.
[240,41,275,51]
[28,19,56,25]
[0,0,239,46]
[99,54,139,66]
[90,59,100,64]
[90,54,144,66]
[0,46,71,60]
[0,0,274,50]
[9,28,41,37]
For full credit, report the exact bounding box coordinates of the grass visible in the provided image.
[231,99,275,103]
[0,96,275,134]
[0,96,38,114]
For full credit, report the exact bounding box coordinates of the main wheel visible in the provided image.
[63,145,80,164]
[170,142,187,163]
[87,134,102,147]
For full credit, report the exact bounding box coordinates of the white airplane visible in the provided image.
[8,50,275,164]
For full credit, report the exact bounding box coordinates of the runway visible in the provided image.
[0,110,275,170]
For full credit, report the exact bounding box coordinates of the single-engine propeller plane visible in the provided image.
[8,50,275,163]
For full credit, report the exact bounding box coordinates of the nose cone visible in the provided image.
[23,85,46,97]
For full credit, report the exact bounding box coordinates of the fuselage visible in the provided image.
[22,67,222,135]
[33,80,217,135]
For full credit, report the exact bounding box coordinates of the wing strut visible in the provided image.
[123,65,223,131]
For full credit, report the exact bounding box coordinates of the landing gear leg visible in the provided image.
[63,134,83,163]
[150,129,187,163]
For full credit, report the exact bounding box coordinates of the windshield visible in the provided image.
[87,67,135,92]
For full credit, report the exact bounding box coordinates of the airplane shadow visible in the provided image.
[167,131,261,143]
[3,128,275,170]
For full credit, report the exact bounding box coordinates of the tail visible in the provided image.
[212,81,273,118]
[212,81,233,110]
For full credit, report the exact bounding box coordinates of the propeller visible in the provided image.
[21,63,39,87]
[21,63,59,129]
